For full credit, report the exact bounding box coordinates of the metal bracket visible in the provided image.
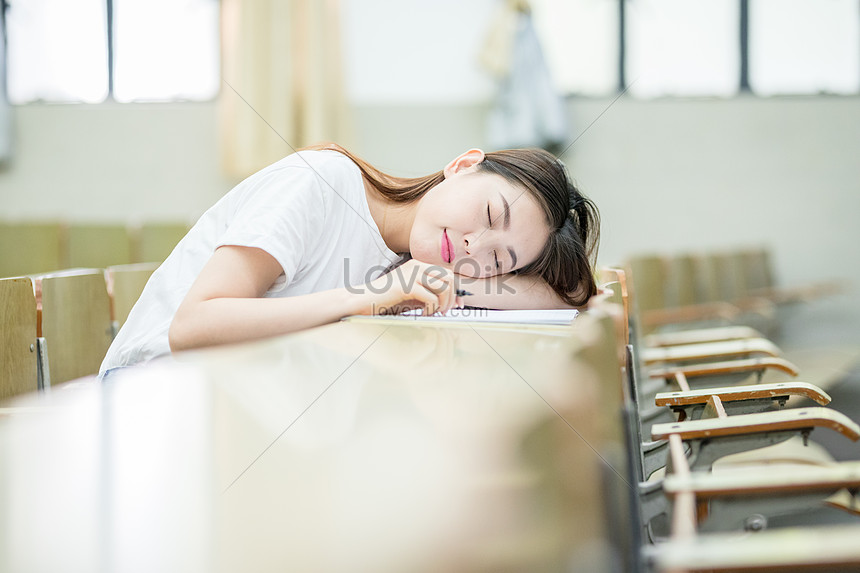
[36,337,51,392]
[687,429,798,472]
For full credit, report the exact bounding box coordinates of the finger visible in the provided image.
[408,283,441,316]
[419,268,455,313]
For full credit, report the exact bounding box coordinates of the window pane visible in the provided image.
[750,0,860,95]
[113,0,220,102]
[7,0,108,104]
[627,0,739,98]
[531,0,619,95]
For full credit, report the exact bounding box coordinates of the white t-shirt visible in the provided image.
[100,150,399,373]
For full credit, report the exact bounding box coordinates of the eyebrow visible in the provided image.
[499,192,511,230]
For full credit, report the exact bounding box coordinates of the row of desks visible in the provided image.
[0,317,614,572]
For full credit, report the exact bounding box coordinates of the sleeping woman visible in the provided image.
[99,143,599,376]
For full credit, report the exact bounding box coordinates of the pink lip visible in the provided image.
[441,229,455,263]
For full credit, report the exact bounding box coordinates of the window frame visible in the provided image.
[1,0,220,106]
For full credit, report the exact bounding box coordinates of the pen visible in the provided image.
[456,289,473,297]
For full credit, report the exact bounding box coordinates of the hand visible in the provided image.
[357,259,463,316]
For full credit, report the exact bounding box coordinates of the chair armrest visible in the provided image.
[643,326,763,348]
[648,525,860,572]
[648,357,800,380]
[641,302,740,328]
[663,462,860,498]
[654,381,831,408]
[641,338,782,365]
[651,407,860,442]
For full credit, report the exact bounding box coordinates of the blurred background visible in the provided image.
[1,0,859,325]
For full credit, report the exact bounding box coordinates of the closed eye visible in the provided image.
[487,204,492,227]
[494,251,499,269]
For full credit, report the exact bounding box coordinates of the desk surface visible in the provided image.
[0,319,613,573]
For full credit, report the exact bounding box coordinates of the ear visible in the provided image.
[443,148,486,179]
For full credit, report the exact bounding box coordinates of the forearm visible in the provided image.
[459,273,576,310]
[169,287,363,352]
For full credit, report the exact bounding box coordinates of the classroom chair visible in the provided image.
[64,223,133,270]
[135,222,189,263]
[0,277,39,401]
[0,222,64,278]
[596,273,860,538]
[33,269,114,386]
[105,262,159,334]
[574,302,860,571]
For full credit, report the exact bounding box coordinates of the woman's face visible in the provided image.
[409,155,552,279]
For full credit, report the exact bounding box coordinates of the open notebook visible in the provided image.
[353,308,579,326]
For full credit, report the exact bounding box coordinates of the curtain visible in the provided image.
[219,0,350,179]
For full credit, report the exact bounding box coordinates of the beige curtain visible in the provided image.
[219,0,350,179]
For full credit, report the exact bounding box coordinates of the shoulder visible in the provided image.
[274,149,360,180]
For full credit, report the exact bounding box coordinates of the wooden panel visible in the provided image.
[66,224,132,269]
[39,270,113,384]
[0,277,38,400]
[136,222,189,263]
[106,263,158,327]
[0,222,63,277]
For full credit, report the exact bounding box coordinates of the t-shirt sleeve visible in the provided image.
[215,166,327,290]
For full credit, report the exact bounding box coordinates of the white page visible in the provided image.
[362,308,579,326]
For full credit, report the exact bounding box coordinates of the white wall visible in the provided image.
[0,101,233,224]
[1,96,858,295]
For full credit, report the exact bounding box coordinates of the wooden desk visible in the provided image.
[0,320,613,572]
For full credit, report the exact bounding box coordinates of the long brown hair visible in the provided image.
[302,143,600,306]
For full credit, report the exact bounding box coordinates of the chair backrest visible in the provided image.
[626,255,666,314]
[711,252,746,303]
[0,277,38,400]
[0,222,63,278]
[65,224,133,269]
[34,269,113,385]
[106,262,159,329]
[136,222,189,263]
[666,254,698,308]
[739,247,774,293]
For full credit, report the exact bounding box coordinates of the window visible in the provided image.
[626,0,739,98]
[7,0,109,103]
[749,0,860,96]
[531,0,619,95]
[4,0,219,104]
[532,0,860,98]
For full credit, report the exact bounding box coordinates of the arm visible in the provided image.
[169,246,460,352]
[457,272,577,310]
